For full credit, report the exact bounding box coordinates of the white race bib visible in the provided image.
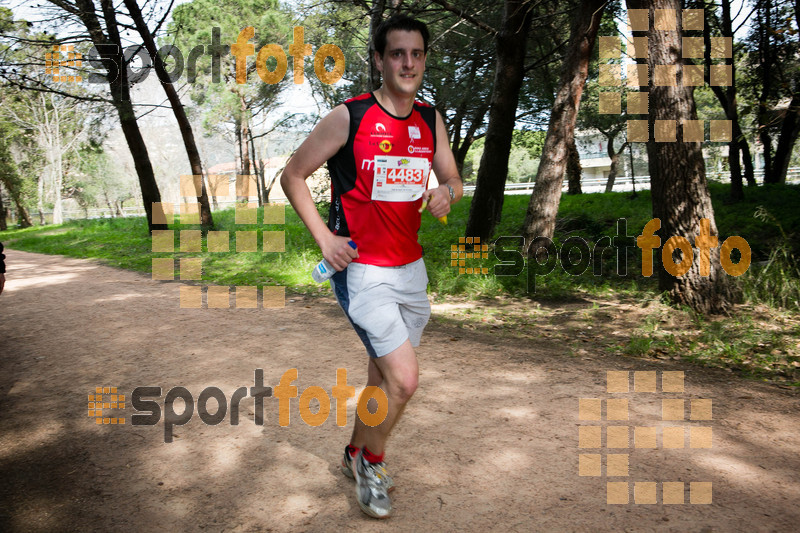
[370,156,430,202]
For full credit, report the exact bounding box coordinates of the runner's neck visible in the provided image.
[373,87,415,118]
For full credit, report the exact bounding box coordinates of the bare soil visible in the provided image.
[1,249,798,533]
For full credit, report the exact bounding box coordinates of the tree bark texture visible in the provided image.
[465,0,534,241]
[628,0,735,314]
[522,0,605,242]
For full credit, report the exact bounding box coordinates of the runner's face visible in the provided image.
[375,29,426,97]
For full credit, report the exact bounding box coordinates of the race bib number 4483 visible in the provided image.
[371,155,430,202]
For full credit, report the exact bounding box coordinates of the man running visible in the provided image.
[280,14,462,519]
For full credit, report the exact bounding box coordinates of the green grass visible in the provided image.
[4,182,800,301]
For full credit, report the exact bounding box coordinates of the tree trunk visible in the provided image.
[465,0,534,241]
[773,91,800,184]
[522,0,604,242]
[0,185,7,231]
[566,135,582,195]
[759,0,776,183]
[248,128,265,206]
[628,0,735,314]
[367,0,387,91]
[124,0,213,228]
[74,0,165,232]
[605,137,628,193]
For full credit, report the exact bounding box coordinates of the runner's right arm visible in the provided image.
[280,105,359,271]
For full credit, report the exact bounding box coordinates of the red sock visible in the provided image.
[346,444,359,458]
[362,446,384,464]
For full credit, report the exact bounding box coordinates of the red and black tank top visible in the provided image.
[326,92,437,266]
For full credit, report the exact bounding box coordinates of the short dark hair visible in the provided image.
[372,15,430,57]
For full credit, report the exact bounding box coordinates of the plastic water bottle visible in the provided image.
[312,240,357,283]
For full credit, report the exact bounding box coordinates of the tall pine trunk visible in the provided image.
[522,0,604,242]
[125,0,213,228]
[628,0,735,314]
[465,0,533,241]
[76,0,165,232]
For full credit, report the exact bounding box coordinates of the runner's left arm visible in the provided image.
[422,110,463,219]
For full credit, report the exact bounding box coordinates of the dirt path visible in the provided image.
[0,249,798,533]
